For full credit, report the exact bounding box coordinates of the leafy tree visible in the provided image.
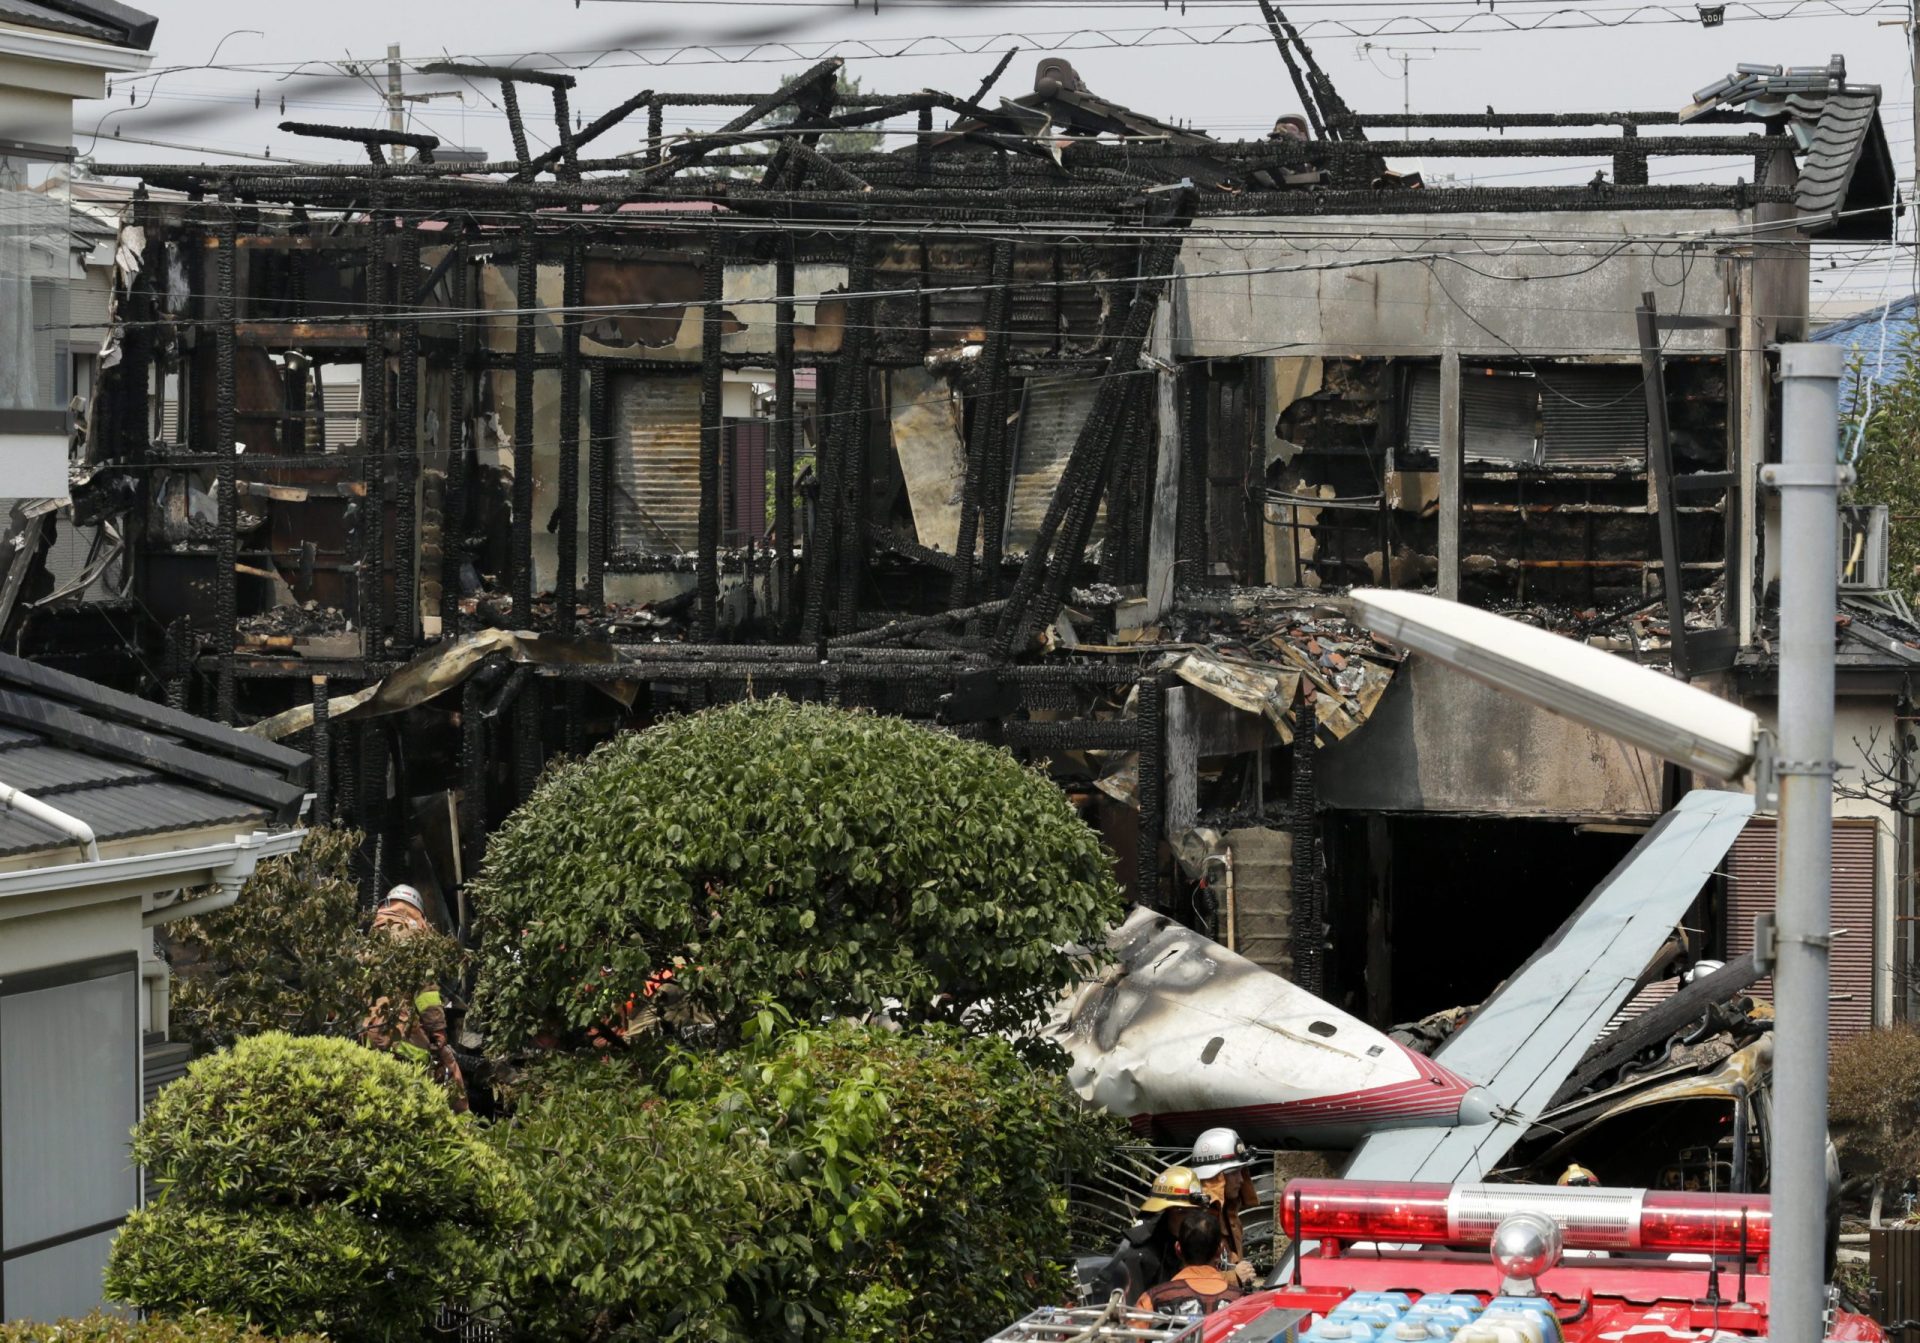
[472,698,1122,1052]
[107,1033,525,1343]
[765,73,883,157]
[0,1315,326,1343]
[489,1018,1115,1343]
[1843,325,1920,607]
[168,827,464,1050]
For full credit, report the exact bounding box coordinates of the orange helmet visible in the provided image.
[1558,1163,1599,1188]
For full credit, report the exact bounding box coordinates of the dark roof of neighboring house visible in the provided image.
[0,0,156,50]
[0,653,308,859]
[1785,90,1899,242]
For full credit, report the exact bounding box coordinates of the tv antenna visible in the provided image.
[1356,44,1480,140]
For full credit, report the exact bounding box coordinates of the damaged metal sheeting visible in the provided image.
[1168,649,1302,741]
[244,628,635,740]
[888,368,969,554]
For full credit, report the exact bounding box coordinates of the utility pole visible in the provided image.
[375,45,463,163]
[1762,343,1848,1343]
[386,43,405,164]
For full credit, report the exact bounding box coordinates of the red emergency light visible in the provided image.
[1278,1179,1771,1256]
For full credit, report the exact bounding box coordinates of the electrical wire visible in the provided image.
[107,0,1907,88]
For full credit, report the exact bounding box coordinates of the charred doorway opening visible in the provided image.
[1323,814,1641,1027]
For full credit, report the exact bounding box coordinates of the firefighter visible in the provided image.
[1191,1126,1261,1287]
[362,884,469,1113]
[1136,1211,1245,1316]
[1100,1165,1208,1304]
[1558,1163,1599,1188]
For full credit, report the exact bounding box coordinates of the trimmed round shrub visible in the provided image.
[0,1314,327,1343]
[474,698,1124,1050]
[107,1033,523,1342]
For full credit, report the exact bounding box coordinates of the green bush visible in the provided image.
[107,1033,524,1342]
[473,698,1123,1051]
[169,827,464,1050]
[489,1057,792,1343]
[0,1314,326,1343]
[491,1020,1113,1343]
[1831,1024,1920,1183]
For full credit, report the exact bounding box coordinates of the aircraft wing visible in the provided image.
[1341,787,1756,1183]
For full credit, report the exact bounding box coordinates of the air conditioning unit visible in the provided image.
[1838,504,1889,590]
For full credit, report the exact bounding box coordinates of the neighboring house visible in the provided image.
[0,1,155,634]
[1813,292,1918,411]
[0,650,306,1322]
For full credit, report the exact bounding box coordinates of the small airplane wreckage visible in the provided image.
[1051,591,1781,1189]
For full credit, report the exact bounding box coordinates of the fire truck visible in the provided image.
[994,1178,1884,1343]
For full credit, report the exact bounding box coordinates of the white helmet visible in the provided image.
[1191,1126,1254,1179]
[383,884,424,913]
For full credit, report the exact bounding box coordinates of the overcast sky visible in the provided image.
[80,0,1916,309]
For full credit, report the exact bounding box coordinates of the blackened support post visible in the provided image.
[512,224,537,623]
[393,223,421,650]
[362,212,389,646]
[213,211,238,722]
[834,243,874,635]
[1638,291,1693,677]
[1136,674,1166,908]
[586,370,610,613]
[773,249,796,630]
[950,241,1015,609]
[311,675,332,824]
[1437,349,1463,601]
[696,246,725,640]
[994,222,1192,655]
[459,672,486,890]
[1176,366,1207,587]
[441,234,470,635]
[500,80,532,173]
[555,237,583,635]
[1291,697,1324,995]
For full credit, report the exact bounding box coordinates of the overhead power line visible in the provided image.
[110,0,1904,87]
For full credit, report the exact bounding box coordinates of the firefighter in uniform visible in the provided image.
[1136,1211,1245,1316]
[1100,1165,1208,1304]
[362,885,469,1113]
[1191,1126,1261,1286]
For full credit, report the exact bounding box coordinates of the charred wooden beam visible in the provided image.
[555,238,584,634]
[695,247,724,640]
[393,224,422,650]
[511,223,537,622]
[773,249,797,632]
[586,370,610,615]
[213,211,238,723]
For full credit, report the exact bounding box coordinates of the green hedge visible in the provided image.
[0,1314,326,1343]
[474,699,1123,1051]
[107,1034,524,1343]
[490,1020,1117,1343]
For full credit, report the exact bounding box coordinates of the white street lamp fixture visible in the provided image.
[1349,588,1760,782]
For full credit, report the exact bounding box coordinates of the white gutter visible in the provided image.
[0,21,156,74]
[0,827,305,915]
[0,777,98,861]
[143,827,307,928]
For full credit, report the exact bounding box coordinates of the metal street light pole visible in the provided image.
[1764,342,1848,1343]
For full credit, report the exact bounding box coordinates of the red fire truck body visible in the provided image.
[1188,1180,1885,1343]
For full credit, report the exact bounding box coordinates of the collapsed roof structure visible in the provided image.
[23,23,1906,1024]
